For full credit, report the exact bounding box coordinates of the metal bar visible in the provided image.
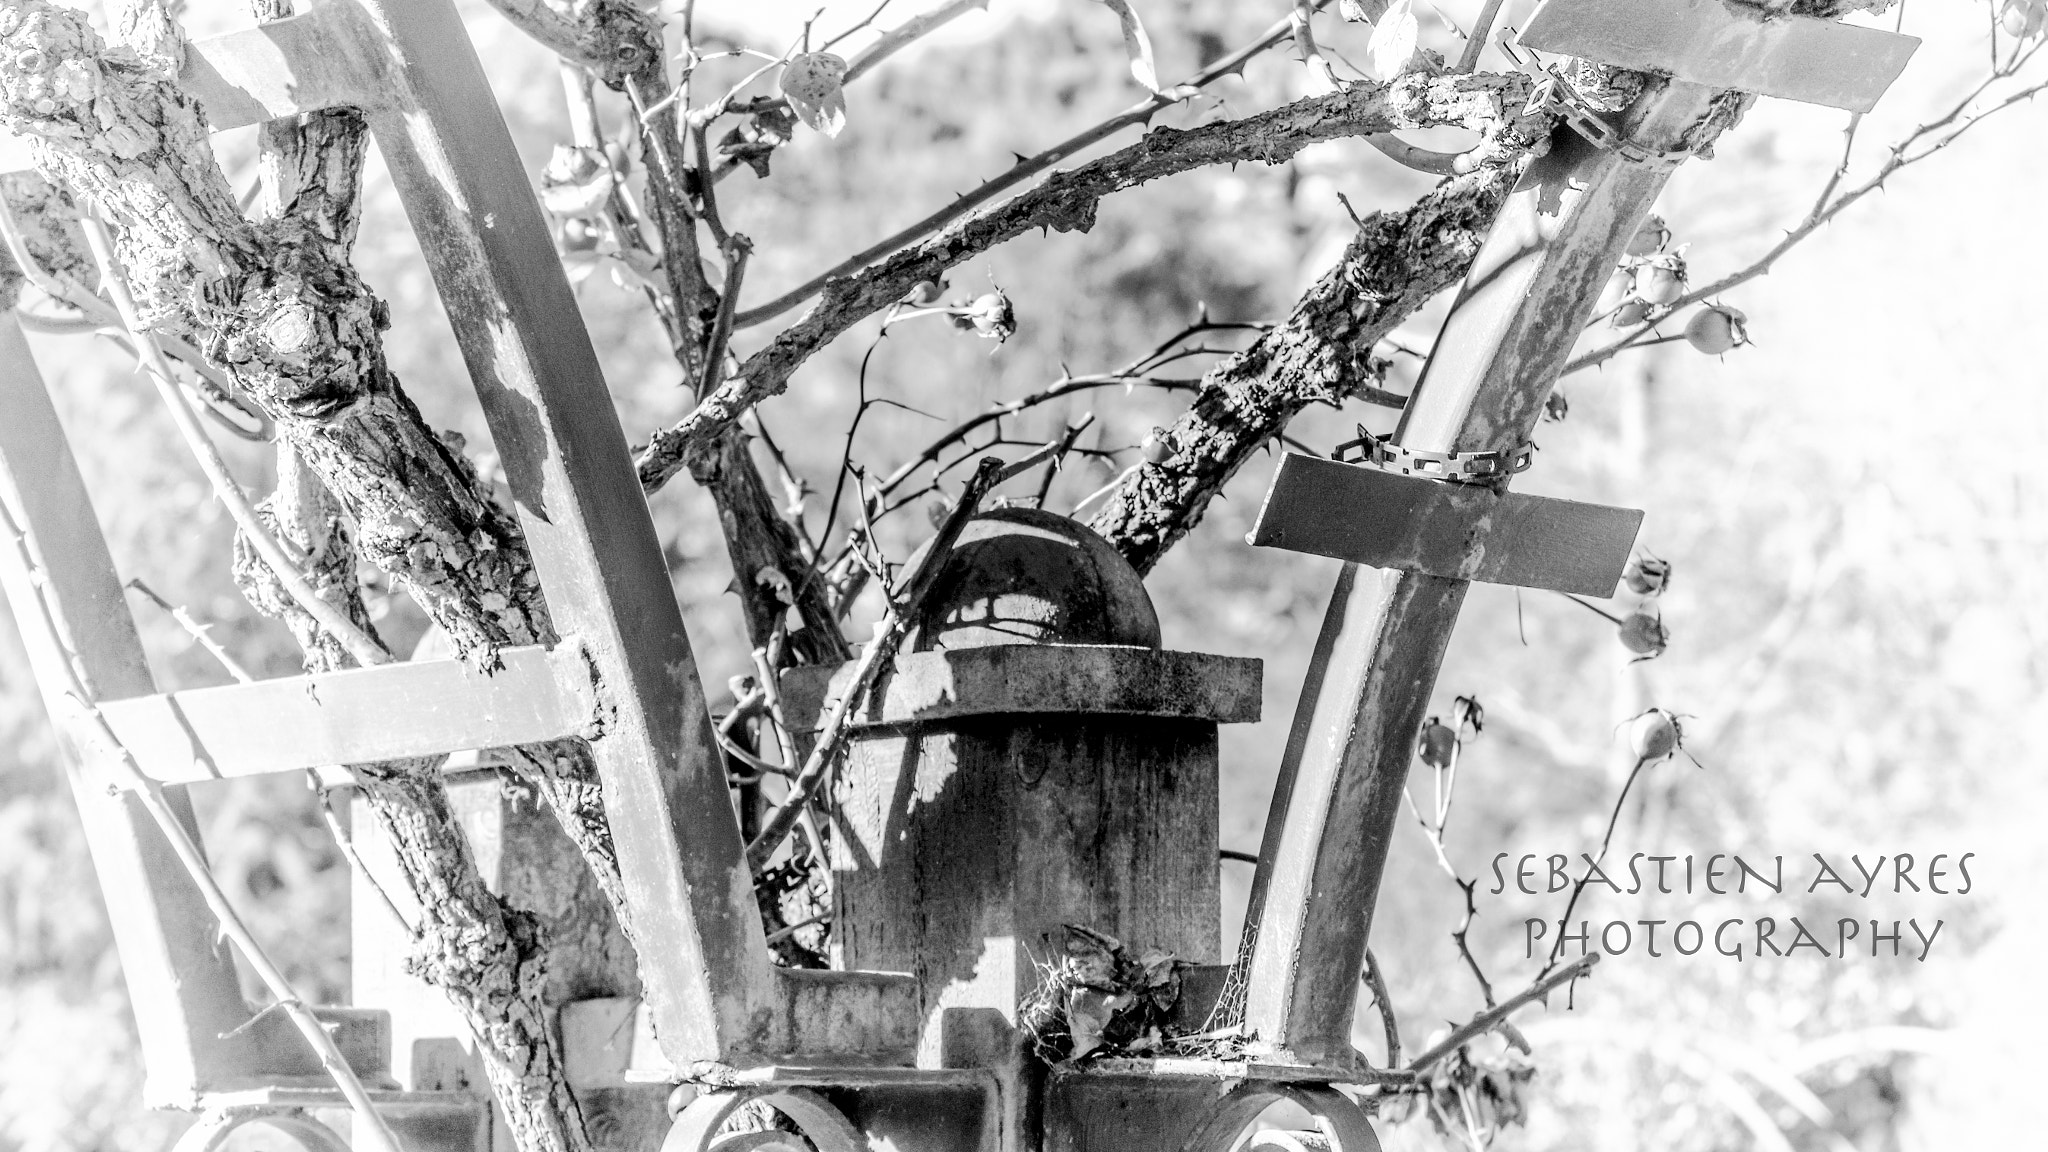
[343,0,779,1062]
[177,3,395,129]
[1238,82,1722,1064]
[1519,0,1919,113]
[0,5,392,174]
[95,643,598,786]
[0,313,259,1103]
[1248,453,1642,597]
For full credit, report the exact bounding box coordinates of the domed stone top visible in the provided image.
[909,507,1160,651]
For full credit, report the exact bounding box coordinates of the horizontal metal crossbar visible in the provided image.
[95,642,599,787]
[1248,452,1642,597]
[0,3,388,174]
[1518,0,1920,114]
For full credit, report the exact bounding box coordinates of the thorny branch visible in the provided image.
[1088,159,1529,573]
[729,0,1347,330]
[637,70,1546,490]
[1402,696,1496,1007]
[1566,34,2048,379]
[1404,954,1600,1077]
[745,454,1006,870]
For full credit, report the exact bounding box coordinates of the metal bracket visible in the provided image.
[1525,68,1695,169]
[1250,453,1643,597]
[1332,427,1534,484]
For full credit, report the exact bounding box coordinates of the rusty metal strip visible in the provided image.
[1519,0,1919,113]
[1248,453,1642,597]
[348,0,781,1063]
[94,642,599,787]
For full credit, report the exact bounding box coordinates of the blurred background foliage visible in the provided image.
[1,1,2043,1150]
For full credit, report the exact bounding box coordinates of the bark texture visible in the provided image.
[480,0,845,666]
[0,6,609,1150]
[1088,164,1524,574]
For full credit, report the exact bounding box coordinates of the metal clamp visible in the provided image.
[1501,28,1696,170]
[1331,428,1533,483]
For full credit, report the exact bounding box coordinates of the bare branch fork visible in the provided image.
[1567,34,2048,379]
[745,454,1008,869]
[637,70,1546,490]
[728,0,1349,331]
[1403,954,1600,1078]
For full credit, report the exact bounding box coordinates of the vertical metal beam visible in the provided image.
[0,316,258,1105]
[1238,81,1722,1064]
[342,0,777,1062]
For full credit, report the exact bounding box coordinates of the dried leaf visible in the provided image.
[1338,0,1383,21]
[780,52,849,137]
[1367,0,1419,81]
[718,107,798,178]
[1062,924,1123,988]
[1093,0,1161,93]
[1064,987,1132,1060]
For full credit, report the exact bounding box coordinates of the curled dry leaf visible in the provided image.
[718,106,797,177]
[1367,0,1419,82]
[1093,0,1161,93]
[780,51,849,137]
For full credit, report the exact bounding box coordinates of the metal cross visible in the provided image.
[1235,0,1919,1067]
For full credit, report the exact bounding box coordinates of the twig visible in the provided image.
[730,0,1347,329]
[310,778,413,933]
[1401,697,1496,1005]
[1565,48,2048,379]
[868,323,1235,501]
[636,71,1542,491]
[745,456,1005,868]
[1405,954,1600,1075]
[764,910,832,947]
[124,578,411,931]
[125,578,254,682]
[0,197,271,441]
[697,234,751,397]
[0,497,405,1152]
[1362,948,1401,1068]
[79,219,389,668]
[1033,416,1094,505]
[1546,751,1659,970]
[748,645,794,767]
[1456,0,1508,73]
[1070,463,1140,516]
[1291,1,1345,92]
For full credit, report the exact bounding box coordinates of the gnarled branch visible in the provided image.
[636,70,1545,491]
